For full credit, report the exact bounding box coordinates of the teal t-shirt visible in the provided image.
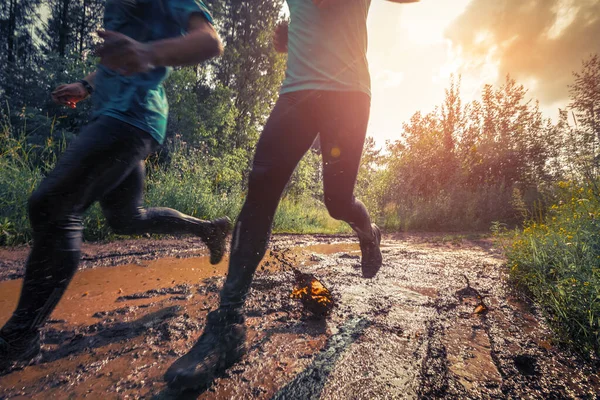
[92,0,213,144]
[281,0,371,96]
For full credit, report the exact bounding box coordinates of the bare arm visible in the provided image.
[148,14,223,67]
[97,14,223,75]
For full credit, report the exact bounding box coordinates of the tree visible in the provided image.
[463,76,550,187]
[570,55,600,148]
[0,0,41,65]
[208,0,287,153]
[0,0,43,101]
[42,0,102,57]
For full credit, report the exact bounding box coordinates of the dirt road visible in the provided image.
[0,234,598,399]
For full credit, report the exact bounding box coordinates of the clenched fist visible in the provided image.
[96,30,156,75]
[51,83,88,109]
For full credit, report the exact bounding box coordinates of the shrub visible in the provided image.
[505,181,600,358]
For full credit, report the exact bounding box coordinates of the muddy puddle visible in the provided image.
[0,243,359,327]
[0,237,599,399]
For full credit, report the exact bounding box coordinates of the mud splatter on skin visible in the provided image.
[0,234,598,398]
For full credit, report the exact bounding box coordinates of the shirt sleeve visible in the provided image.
[168,0,214,33]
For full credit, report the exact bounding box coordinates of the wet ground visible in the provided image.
[0,234,599,399]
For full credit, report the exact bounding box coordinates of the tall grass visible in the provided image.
[378,184,520,232]
[0,110,55,245]
[274,198,350,234]
[0,112,352,245]
[504,181,600,358]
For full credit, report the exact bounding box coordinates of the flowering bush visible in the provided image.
[506,181,600,358]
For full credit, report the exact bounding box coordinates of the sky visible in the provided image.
[41,0,599,146]
[344,0,600,145]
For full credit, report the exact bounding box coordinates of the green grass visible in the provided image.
[378,184,517,232]
[0,115,352,244]
[0,159,352,245]
[0,158,41,245]
[503,180,600,358]
[274,197,351,234]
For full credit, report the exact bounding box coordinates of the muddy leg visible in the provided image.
[0,117,155,369]
[165,91,319,391]
[101,162,231,265]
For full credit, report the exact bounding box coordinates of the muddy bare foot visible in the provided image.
[0,234,598,398]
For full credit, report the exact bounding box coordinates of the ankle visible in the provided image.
[0,323,38,344]
[354,224,375,242]
[210,306,244,324]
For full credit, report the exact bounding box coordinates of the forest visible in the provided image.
[1,0,599,357]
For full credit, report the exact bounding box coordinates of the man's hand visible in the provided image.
[51,83,89,109]
[273,22,288,53]
[96,30,155,75]
[96,15,222,75]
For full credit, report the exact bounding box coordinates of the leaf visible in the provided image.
[474,304,488,314]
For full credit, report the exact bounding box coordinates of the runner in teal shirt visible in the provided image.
[282,0,371,96]
[0,0,231,373]
[93,0,213,144]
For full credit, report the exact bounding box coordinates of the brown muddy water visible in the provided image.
[0,235,598,399]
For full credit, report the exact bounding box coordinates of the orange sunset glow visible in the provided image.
[343,0,600,144]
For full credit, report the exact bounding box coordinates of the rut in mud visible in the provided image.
[0,234,598,399]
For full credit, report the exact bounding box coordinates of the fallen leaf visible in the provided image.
[474,304,487,314]
[538,340,553,350]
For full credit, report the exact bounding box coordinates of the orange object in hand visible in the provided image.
[51,82,89,109]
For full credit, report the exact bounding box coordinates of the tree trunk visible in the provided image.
[78,0,87,57]
[7,0,16,63]
[58,0,70,56]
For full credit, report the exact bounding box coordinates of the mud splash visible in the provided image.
[0,236,598,399]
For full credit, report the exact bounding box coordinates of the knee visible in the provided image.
[104,210,139,235]
[28,189,84,232]
[248,163,278,191]
[28,189,52,229]
[324,195,353,221]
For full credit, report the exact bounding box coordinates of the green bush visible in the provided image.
[505,181,600,357]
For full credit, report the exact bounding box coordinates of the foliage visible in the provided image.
[373,75,555,231]
[569,55,600,149]
[0,0,43,68]
[505,181,600,357]
[504,56,600,358]
[42,0,104,57]
[208,0,287,154]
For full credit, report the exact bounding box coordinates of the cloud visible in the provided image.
[446,0,600,104]
[377,70,405,87]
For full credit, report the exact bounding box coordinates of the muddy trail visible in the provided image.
[0,234,598,399]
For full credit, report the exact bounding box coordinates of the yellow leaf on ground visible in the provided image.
[474,304,487,314]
